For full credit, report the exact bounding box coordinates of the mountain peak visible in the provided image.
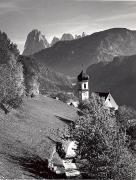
[23,29,49,56]
[32,28,136,76]
[61,33,74,41]
[51,36,60,46]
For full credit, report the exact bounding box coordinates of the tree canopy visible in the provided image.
[0,31,24,112]
[0,63,24,110]
[70,93,136,179]
[0,31,19,65]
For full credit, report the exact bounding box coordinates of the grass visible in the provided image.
[0,95,77,178]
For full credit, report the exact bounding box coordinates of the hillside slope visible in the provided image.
[19,55,72,95]
[32,28,136,76]
[87,54,136,109]
[0,95,77,178]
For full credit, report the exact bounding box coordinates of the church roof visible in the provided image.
[77,70,89,82]
[95,92,109,100]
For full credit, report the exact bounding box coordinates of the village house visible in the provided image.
[48,138,80,178]
[66,99,79,108]
[95,92,118,110]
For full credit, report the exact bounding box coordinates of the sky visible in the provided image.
[0,0,136,53]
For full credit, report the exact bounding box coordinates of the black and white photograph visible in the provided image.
[0,0,136,179]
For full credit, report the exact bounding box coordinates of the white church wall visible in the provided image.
[82,91,89,101]
[81,81,88,90]
[105,94,118,110]
[65,141,78,159]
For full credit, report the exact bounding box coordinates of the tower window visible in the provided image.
[84,84,86,89]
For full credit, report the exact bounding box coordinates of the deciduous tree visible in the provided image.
[70,93,136,179]
[0,63,24,112]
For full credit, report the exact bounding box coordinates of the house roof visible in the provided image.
[77,70,89,82]
[95,92,110,100]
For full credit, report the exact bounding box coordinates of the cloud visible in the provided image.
[95,12,136,22]
[74,0,94,1]
[0,1,19,10]
[0,1,19,15]
[0,0,34,15]
[75,0,136,1]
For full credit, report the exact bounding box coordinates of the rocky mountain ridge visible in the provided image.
[23,29,87,55]
[51,32,87,46]
[32,28,136,76]
[23,29,50,56]
[51,37,60,46]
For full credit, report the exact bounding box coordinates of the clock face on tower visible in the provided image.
[82,91,89,100]
[83,91,87,97]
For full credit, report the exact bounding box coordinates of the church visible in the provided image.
[77,70,118,110]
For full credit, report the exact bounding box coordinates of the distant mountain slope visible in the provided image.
[19,56,72,95]
[87,54,136,109]
[23,29,49,56]
[33,28,136,76]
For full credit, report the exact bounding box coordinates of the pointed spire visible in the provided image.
[77,69,89,82]
[82,64,84,70]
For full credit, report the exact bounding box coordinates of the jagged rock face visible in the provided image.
[51,37,60,46]
[82,32,87,37]
[87,54,136,109]
[23,29,49,56]
[61,33,74,41]
[75,32,87,39]
[51,33,87,46]
[75,35,82,39]
[33,28,136,76]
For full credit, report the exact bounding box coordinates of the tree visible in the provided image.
[0,63,24,112]
[70,93,136,179]
[0,31,19,65]
[0,31,24,113]
[116,105,136,130]
[115,106,136,150]
[19,55,40,96]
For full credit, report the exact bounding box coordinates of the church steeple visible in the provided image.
[77,70,89,82]
[77,70,89,101]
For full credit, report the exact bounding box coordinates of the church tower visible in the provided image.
[77,70,89,101]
